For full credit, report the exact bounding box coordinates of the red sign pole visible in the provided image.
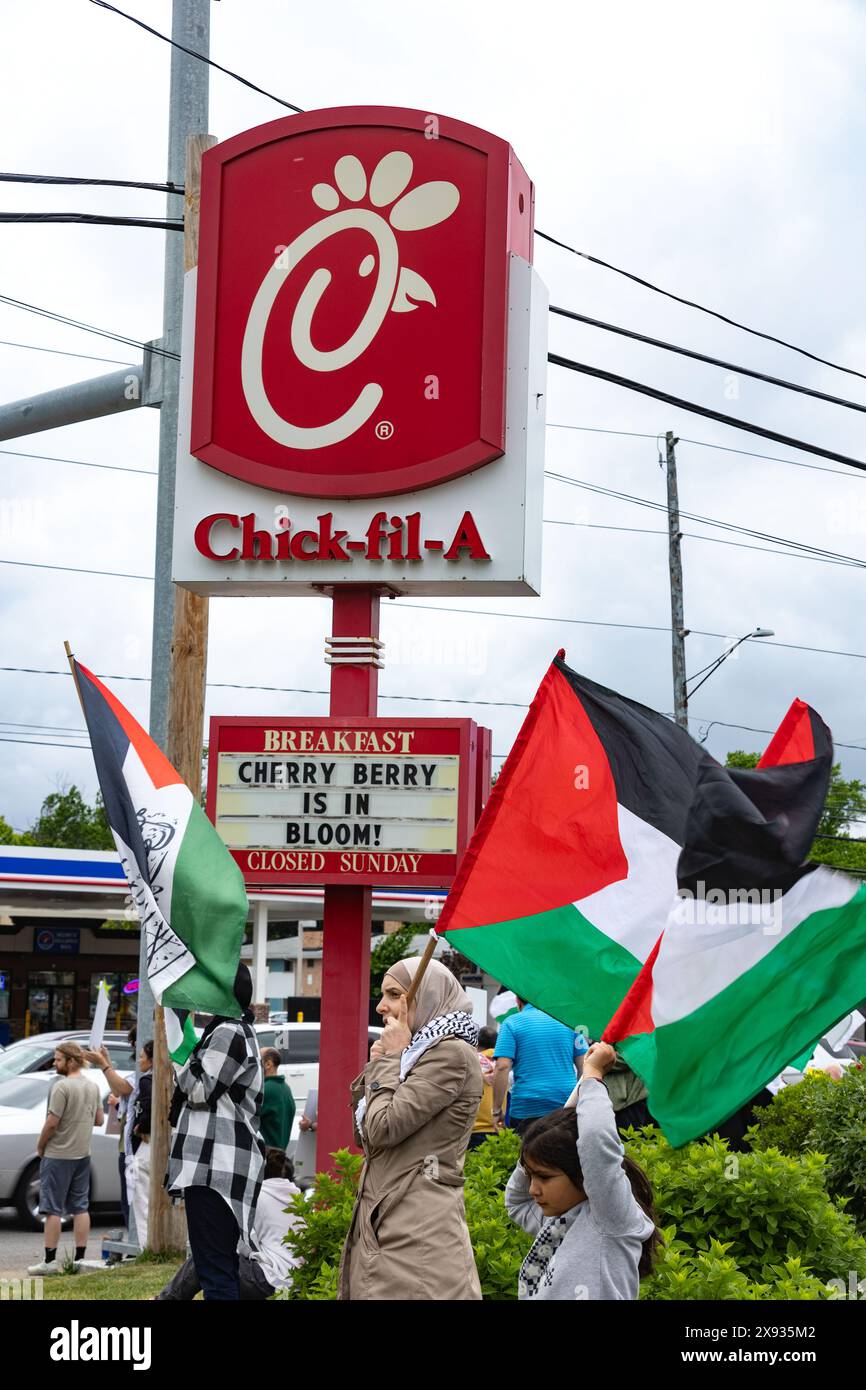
[315,586,381,1170]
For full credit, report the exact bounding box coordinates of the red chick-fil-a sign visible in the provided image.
[174,106,547,597]
[192,106,533,498]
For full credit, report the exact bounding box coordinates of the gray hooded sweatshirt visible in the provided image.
[505,1078,655,1300]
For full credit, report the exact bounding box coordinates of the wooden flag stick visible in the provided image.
[63,640,85,715]
[404,929,439,1007]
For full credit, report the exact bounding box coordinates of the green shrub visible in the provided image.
[277,1150,362,1301]
[280,1132,530,1301]
[643,1233,835,1301]
[463,1130,531,1299]
[750,1066,866,1229]
[625,1126,866,1289]
[279,1125,866,1301]
[748,1070,834,1156]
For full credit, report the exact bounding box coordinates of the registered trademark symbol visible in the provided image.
[375,420,394,440]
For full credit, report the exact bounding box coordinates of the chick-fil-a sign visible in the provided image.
[191,106,534,498]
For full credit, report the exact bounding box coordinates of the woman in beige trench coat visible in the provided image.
[338,956,483,1301]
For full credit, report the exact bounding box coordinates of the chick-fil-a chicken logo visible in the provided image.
[191,108,533,499]
[241,151,459,452]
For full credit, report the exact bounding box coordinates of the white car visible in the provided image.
[191,1017,383,1146]
[277,1023,383,1143]
[0,1068,126,1228]
[0,1031,135,1081]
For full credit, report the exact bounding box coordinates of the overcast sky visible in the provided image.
[1,0,865,834]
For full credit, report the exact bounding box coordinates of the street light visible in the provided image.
[685,627,775,702]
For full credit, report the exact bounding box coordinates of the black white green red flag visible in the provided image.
[437,653,707,1038]
[437,654,866,1143]
[72,658,249,1063]
[607,698,866,1143]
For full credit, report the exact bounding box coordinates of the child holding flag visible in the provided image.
[505,1041,659,1300]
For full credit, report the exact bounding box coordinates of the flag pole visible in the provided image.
[63,640,85,713]
[404,929,440,1007]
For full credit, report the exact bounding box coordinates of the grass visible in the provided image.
[42,1258,185,1302]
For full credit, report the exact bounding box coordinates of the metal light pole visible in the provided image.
[686,628,775,702]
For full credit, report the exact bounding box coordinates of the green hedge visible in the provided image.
[625,1126,866,1299]
[278,1125,866,1300]
[749,1066,866,1230]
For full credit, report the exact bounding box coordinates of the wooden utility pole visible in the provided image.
[665,430,689,730]
[147,132,216,1254]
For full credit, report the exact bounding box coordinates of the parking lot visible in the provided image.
[0,1207,117,1279]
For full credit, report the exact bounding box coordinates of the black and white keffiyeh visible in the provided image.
[355,1010,478,1138]
[399,1010,479,1077]
[518,1215,570,1298]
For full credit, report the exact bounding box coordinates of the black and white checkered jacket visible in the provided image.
[166,1018,266,1242]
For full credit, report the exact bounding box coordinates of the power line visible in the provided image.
[0,728,88,739]
[0,339,137,367]
[0,663,148,683]
[0,293,178,361]
[537,229,866,385]
[691,716,866,754]
[0,739,91,750]
[548,351,866,474]
[88,0,304,113]
[545,470,866,568]
[0,446,155,476]
[0,171,182,194]
[3,708,866,760]
[1,675,864,752]
[548,422,658,441]
[544,519,859,569]
[396,601,866,664]
[0,663,530,707]
[678,434,866,481]
[547,421,864,482]
[0,213,183,231]
[549,305,866,417]
[0,558,151,581]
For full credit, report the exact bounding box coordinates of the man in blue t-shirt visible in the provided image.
[492,999,583,1135]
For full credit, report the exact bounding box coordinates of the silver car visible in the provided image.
[0,1068,125,1228]
[0,1031,135,1082]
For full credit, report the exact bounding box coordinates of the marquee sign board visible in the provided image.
[207,716,487,887]
[172,107,547,596]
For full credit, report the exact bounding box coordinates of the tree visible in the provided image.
[369,923,417,996]
[27,785,114,850]
[724,751,866,874]
[0,815,30,845]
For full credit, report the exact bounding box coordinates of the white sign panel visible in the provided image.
[215,752,459,855]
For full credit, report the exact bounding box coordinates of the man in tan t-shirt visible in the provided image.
[28,1042,104,1275]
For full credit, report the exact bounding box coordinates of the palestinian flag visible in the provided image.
[437,652,707,1038]
[489,990,519,1025]
[72,658,249,1062]
[607,699,866,1144]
